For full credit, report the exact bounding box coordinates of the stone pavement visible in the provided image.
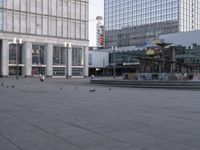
[0,78,200,150]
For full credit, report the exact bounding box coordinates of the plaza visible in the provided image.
[1,78,200,150]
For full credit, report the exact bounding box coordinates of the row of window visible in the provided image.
[0,9,88,40]
[9,44,84,66]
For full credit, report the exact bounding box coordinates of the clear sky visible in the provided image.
[89,0,104,47]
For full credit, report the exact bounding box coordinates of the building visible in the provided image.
[104,0,200,48]
[160,30,200,46]
[159,30,200,73]
[96,16,104,48]
[88,48,109,76]
[0,0,89,78]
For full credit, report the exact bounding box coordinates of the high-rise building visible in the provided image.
[104,0,200,48]
[0,0,89,78]
[96,16,104,48]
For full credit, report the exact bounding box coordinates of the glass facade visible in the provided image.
[0,0,89,40]
[0,0,89,78]
[32,45,46,65]
[179,0,200,32]
[176,44,200,73]
[72,48,84,66]
[9,44,22,64]
[53,46,66,65]
[105,0,200,48]
[110,50,145,65]
[8,43,23,76]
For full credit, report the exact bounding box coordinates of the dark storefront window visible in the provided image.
[72,48,84,66]
[9,44,22,64]
[53,46,66,65]
[32,45,46,65]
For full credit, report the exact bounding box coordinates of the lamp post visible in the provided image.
[14,37,22,79]
[64,41,67,77]
[64,42,72,78]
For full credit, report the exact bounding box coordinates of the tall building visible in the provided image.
[96,16,104,48]
[0,0,89,78]
[104,0,200,48]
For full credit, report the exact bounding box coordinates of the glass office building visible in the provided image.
[104,0,200,48]
[0,0,89,78]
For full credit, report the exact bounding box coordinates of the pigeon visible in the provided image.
[108,88,112,91]
[11,85,15,88]
[89,89,96,92]
[1,83,4,87]
[6,85,9,88]
[59,87,63,90]
[39,75,45,82]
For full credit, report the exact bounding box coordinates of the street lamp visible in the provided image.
[64,41,72,78]
[64,41,67,77]
[13,37,22,79]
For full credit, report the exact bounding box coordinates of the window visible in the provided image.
[32,45,46,65]
[72,48,84,66]
[53,46,66,65]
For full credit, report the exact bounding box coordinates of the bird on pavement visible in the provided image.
[59,87,63,90]
[108,88,112,91]
[75,86,78,90]
[1,83,4,88]
[11,85,15,88]
[89,89,96,92]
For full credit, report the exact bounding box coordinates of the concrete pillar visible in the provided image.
[84,47,89,77]
[67,47,72,78]
[1,40,9,77]
[23,42,32,77]
[46,44,53,77]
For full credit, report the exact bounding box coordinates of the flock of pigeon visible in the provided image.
[58,85,112,93]
[1,82,15,88]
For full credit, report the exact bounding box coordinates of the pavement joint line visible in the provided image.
[120,126,200,149]
[4,102,146,150]
[0,109,83,150]
[0,132,24,150]
[3,96,200,149]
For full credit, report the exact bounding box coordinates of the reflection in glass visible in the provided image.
[72,48,84,66]
[53,46,66,65]
[32,45,46,65]
[9,44,22,64]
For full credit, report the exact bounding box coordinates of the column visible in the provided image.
[67,47,72,78]
[172,47,176,73]
[1,40,9,77]
[23,42,32,77]
[84,46,89,77]
[46,44,53,77]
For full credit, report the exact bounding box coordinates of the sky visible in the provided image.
[89,0,104,47]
